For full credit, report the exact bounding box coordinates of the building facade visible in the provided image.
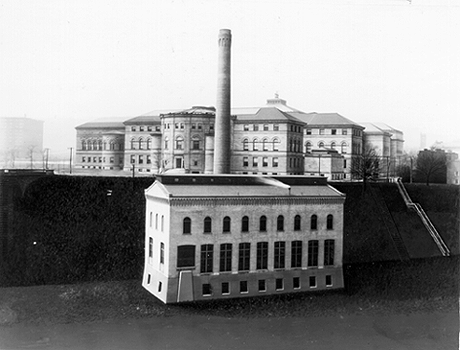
[142,174,345,303]
[75,97,403,180]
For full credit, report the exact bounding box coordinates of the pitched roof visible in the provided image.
[291,112,364,128]
[76,118,126,129]
[359,122,392,135]
[234,107,305,124]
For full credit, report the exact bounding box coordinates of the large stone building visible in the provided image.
[142,174,345,303]
[75,97,404,180]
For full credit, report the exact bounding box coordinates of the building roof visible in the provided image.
[292,112,364,128]
[163,106,216,116]
[147,174,344,199]
[359,122,392,136]
[234,107,305,124]
[76,118,126,129]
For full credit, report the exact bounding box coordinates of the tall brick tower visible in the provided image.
[213,29,232,174]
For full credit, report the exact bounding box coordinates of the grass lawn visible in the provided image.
[0,256,458,326]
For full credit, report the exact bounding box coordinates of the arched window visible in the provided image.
[259,216,267,232]
[327,214,333,230]
[139,138,144,150]
[277,215,284,231]
[110,141,115,151]
[341,142,348,154]
[175,136,184,150]
[262,138,269,151]
[272,138,279,151]
[155,214,158,230]
[305,142,312,154]
[131,138,136,150]
[241,216,249,232]
[253,139,259,151]
[318,142,324,149]
[82,140,87,150]
[294,215,301,231]
[223,216,231,233]
[98,140,102,150]
[183,217,191,234]
[93,140,98,150]
[103,141,107,150]
[243,139,249,151]
[146,138,151,150]
[164,137,169,150]
[204,217,212,233]
[331,142,336,150]
[311,215,318,230]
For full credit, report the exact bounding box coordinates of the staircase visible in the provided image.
[369,184,411,261]
[396,178,450,257]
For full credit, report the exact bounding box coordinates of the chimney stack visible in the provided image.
[213,29,232,174]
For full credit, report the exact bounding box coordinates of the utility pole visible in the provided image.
[68,147,73,174]
[318,154,322,176]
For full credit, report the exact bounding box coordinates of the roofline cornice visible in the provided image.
[168,196,345,207]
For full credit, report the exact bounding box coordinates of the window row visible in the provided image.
[200,275,333,296]
[305,141,348,154]
[130,125,161,132]
[243,124,280,132]
[242,156,279,168]
[164,136,202,150]
[82,156,121,164]
[242,138,280,152]
[163,123,214,131]
[182,214,335,234]
[306,128,348,136]
[130,155,152,165]
[173,240,336,272]
[149,213,165,232]
[81,140,123,151]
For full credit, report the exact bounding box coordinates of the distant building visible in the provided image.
[0,117,44,168]
[447,151,460,185]
[75,97,403,180]
[142,174,345,303]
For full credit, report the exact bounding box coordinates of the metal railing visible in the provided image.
[396,178,450,257]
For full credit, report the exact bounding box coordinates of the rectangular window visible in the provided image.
[272,157,278,167]
[342,129,347,135]
[306,129,312,135]
[262,157,268,167]
[110,157,114,163]
[147,274,151,284]
[309,276,317,288]
[258,279,266,292]
[243,157,248,167]
[253,124,259,131]
[275,278,284,291]
[331,129,337,135]
[191,123,196,129]
[293,277,300,289]
[263,124,269,131]
[99,157,102,163]
[326,275,333,287]
[192,140,200,150]
[149,237,153,258]
[82,157,86,163]
[160,242,164,264]
[222,282,230,295]
[238,243,250,271]
[220,243,232,272]
[131,126,136,131]
[256,242,268,270]
[158,281,162,292]
[200,244,213,273]
[344,159,347,168]
[291,241,302,268]
[243,124,249,131]
[202,283,212,296]
[273,124,279,131]
[324,240,335,266]
[274,241,285,269]
[240,281,248,293]
[147,155,151,164]
[139,155,143,164]
[177,245,195,268]
[130,155,135,164]
[252,157,258,167]
[308,240,319,267]
[319,129,325,135]
[197,123,202,130]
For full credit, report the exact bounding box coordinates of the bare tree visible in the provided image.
[415,148,447,186]
[396,151,417,183]
[350,145,381,192]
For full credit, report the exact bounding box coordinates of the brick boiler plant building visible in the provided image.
[142,174,345,303]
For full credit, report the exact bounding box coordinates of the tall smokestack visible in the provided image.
[213,29,232,174]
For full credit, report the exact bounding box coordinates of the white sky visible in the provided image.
[1,0,459,156]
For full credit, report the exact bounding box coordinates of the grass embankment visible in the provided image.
[1,256,457,325]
